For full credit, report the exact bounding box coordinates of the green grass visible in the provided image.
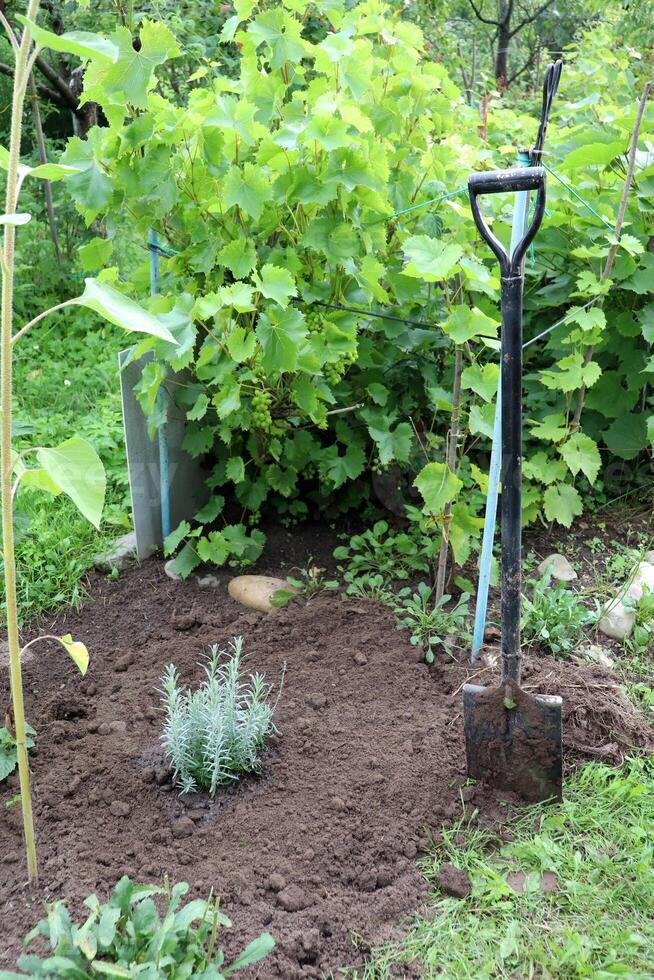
[5,315,129,626]
[355,757,654,979]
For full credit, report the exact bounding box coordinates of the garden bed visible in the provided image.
[0,526,651,978]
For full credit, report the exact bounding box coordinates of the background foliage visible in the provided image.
[3,0,654,598]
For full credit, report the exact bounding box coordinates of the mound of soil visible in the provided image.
[0,529,651,977]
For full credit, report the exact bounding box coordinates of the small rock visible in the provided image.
[537,553,577,582]
[110,801,130,818]
[268,872,286,892]
[331,796,346,812]
[626,561,654,602]
[353,651,368,666]
[228,575,295,613]
[164,559,183,581]
[306,693,327,710]
[582,644,615,669]
[97,722,111,736]
[171,817,195,839]
[94,532,137,571]
[196,574,221,588]
[599,599,636,641]
[277,884,309,912]
[110,720,127,734]
[436,863,471,899]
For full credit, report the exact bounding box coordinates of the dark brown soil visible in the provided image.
[0,526,651,978]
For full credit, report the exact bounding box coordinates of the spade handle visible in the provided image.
[468,167,546,684]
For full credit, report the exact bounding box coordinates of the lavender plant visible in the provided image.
[160,637,280,796]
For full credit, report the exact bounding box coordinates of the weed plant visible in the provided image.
[2,875,273,977]
[394,583,471,663]
[160,637,280,796]
[334,520,434,586]
[521,571,596,656]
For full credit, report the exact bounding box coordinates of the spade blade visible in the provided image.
[463,679,563,802]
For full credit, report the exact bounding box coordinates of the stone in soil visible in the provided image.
[598,598,636,641]
[436,863,471,899]
[228,574,295,612]
[537,553,577,582]
[94,531,138,572]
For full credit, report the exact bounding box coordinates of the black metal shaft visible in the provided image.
[500,275,523,685]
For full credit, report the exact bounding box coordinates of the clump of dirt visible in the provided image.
[522,658,653,763]
[0,531,651,977]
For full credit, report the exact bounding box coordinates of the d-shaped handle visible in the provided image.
[468,165,546,278]
[532,59,563,165]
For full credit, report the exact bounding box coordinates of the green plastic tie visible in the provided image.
[543,163,615,231]
[367,186,468,225]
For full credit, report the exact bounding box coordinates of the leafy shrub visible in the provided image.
[61,4,654,583]
[160,637,280,795]
[2,875,274,978]
[394,582,471,663]
[521,572,596,656]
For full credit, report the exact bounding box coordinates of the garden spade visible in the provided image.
[463,166,563,802]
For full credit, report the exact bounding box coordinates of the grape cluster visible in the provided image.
[306,310,323,333]
[323,349,356,387]
[251,386,272,430]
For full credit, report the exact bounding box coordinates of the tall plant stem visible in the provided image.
[571,80,652,431]
[1,0,41,884]
[434,344,463,601]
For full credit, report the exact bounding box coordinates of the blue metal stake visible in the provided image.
[148,229,171,541]
[471,149,531,661]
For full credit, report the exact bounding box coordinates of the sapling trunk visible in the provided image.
[434,344,463,601]
[571,81,651,431]
[2,0,42,883]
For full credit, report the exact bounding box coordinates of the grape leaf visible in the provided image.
[559,433,601,484]
[543,484,583,528]
[252,264,297,308]
[402,235,463,281]
[414,462,462,516]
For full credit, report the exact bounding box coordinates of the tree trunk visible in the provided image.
[495,20,510,89]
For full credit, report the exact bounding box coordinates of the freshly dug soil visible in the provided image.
[0,527,651,978]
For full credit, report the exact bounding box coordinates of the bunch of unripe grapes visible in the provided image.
[251,385,273,430]
[306,309,323,333]
[323,348,356,387]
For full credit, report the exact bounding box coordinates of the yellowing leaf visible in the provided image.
[57,634,90,675]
